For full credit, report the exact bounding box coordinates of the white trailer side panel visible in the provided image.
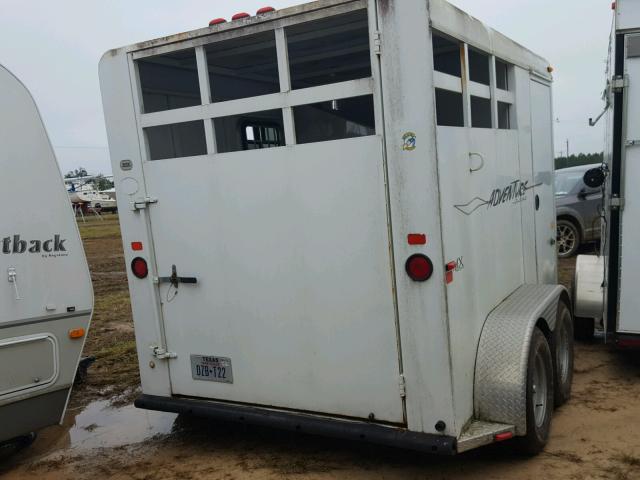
[436,127,525,425]
[618,39,640,334]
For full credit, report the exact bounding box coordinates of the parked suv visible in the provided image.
[555,164,603,258]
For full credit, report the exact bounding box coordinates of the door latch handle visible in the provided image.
[7,267,21,300]
[469,152,485,173]
[158,264,197,289]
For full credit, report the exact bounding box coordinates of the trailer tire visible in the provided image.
[552,300,574,407]
[516,328,554,455]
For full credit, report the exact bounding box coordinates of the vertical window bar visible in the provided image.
[196,46,216,154]
[275,27,296,146]
[367,1,383,136]
[461,44,471,127]
[489,55,498,129]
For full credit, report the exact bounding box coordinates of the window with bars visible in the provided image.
[138,9,376,160]
[432,30,516,130]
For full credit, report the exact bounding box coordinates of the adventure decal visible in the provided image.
[2,234,68,258]
[454,179,542,216]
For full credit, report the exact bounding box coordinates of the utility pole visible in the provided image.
[566,139,570,167]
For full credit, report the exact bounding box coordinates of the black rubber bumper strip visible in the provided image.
[135,394,457,455]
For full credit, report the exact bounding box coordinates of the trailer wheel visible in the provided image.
[516,328,554,455]
[552,300,574,407]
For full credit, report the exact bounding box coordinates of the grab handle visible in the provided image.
[7,267,21,300]
[469,152,485,173]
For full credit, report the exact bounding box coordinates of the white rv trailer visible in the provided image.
[0,65,93,444]
[574,0,640,346]
[100,0,573,454]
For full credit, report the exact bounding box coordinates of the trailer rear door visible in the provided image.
[142,135,405,423]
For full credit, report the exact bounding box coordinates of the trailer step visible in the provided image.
[457,421,516,453]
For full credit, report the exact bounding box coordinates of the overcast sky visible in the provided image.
[0,0,612,175]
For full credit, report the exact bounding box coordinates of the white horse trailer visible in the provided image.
[0,65,93,444]
[575,0,640,346]
[100,0,573,454]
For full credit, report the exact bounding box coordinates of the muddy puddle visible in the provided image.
[4,400,178,462]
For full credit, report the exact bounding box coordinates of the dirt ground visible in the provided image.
[1,219,639,480]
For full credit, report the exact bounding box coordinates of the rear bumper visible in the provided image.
[135,394,457,455]
[614,332,640,348]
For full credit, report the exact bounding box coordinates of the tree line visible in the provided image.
[64,167,114,191]
[555,152,603,170]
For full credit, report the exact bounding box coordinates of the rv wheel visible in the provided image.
[516,328,554,455]
[552,300,574,407]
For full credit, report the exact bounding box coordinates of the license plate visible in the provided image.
[190,355,233,383]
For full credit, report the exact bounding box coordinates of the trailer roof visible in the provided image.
[102,0,551,80]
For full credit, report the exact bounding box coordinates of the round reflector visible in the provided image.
[131,257,149,279]
[209,18,227,26]
[232,12,250,20]
[257,6,275,14]
[405,254,433,282]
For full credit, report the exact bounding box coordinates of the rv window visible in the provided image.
[145,121,207,160]
[206,31,280,102]
[468,49,490,86]
[496,59,510,90]
[242,121,284,150]
[432,33,461,77]
[471,96,492,128]
[435,89,464,127]
[286,10,371,90]
[137,49,201,114]
[498,101,511,129]
[294,95,375,144]
[214,109,284,153]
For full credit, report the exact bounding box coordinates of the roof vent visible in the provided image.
[209,18,227,26]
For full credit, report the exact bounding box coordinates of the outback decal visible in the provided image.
[402,132,417,151]
[454,180,542,216]
[2,234,68,257]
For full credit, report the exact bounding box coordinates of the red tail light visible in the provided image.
[232,12,250,20]
[405,254,433,282]
[131,257,149,279]
[209,18,227,26]
[257,6,275,14]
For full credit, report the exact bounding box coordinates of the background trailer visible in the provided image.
[100,0,573,454]
[575,0,640,346]
[0,64,93,444]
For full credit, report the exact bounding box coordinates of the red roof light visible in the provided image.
[209,18,227,26]
[257,6,276,14]
[232,12,251,20]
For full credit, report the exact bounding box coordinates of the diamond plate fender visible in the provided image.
[474,284,569,435]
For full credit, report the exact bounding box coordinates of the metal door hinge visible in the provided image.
[398,374,406,398]
[626,139,640,147]
[612,75,628,92]
[373,31,382,55]
[610,196,625,210]
[151,345,177,360]
[131,197,158,211]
